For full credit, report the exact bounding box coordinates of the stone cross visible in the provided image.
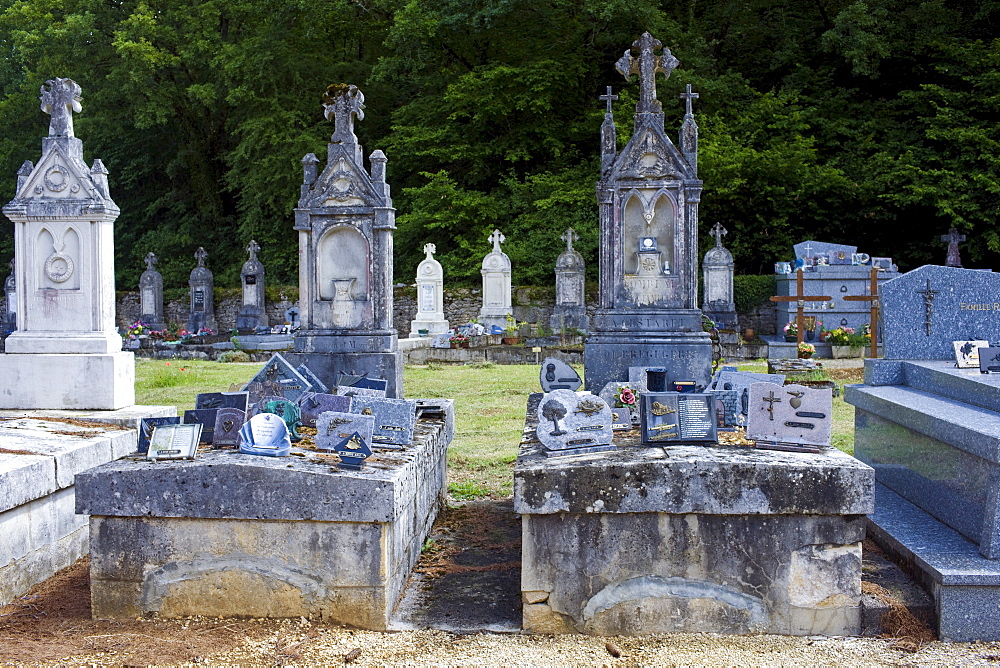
[489,229,505,254]
[680,84,699,116]
[599,86,618,115]
[615,32,679,114]
[941,227,965,268]
[39,78,82,138]
[144,252,157,272]
[843,267,881,358]
[247,240,260,261]
[322,83,366,144]
[561,228,578,252]
[423,243,436,259]
[194,246,208,268]
[710,223,727,248]
[916,278,939,336]
[769,269,832,345]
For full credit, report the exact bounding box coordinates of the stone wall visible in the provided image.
[117,292,296,332]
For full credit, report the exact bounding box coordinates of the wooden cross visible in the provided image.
[843,267,881,358]
[615,32,679,114]
[599,86,618,115]
[769,269,832,345]
[680,84,699,116]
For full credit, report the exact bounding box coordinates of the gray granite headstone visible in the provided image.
[707,365,738,391]
[881,265,1000,360]
[316,411,375,451]
[715,370,786,418]
[349,396,416,447]
[243,353,313,404]
[213,408,246,448]
[183,408,218,444]
[138,252,165,329]
[195,391,250,412]
[298,392,351,427]
[794,240,856,261]
[336,384,387,399]
[746,381,832,447]
[296,364,329,394]
[549,228,589,333]
[539,358,582,392]
[980,347,1000,373]
[187,246,217,333]
[236,240,268,331]
[536,389,614,452]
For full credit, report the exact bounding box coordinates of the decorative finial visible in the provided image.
[144,252,158,272]
[322,83,365,145]
[39,78,82,138]
[247,240,260,261]
[561,228,578,252]
[423,243,436,259]
[680,84,699,117]
[194,246,208,268]
[599,86,618,116]
[615,32,678,114]
[941,227,965,268]
[711,223,727,248]
[489,229,506,254]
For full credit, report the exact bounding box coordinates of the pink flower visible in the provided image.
[619,388,635,405]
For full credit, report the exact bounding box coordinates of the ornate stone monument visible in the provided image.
[289,83,402,397]
[409,243,448,337]
[187,247,216,333]
[701,222,736,328]
[2,258,15,334]
[138,252,165,330]
[584,33,712,392]
[549,228,588,333]
[941,227,965,268]
[0,78,134,408]
[478,229,512,331]
[236,240,268,331]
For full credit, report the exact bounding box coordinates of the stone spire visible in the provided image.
[599,86,618,174]
[679,84,699,174]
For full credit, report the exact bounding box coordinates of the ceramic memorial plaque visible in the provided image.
[239,412,291,457]
[746,381,832,448]
[598,381,639,426]
[539,357,582,392]
[707,366,738,391]
[296,364,329,394]
[138,416,181,454]
[336,384,387,399]
[316,411,375,451]
[953,340,990,368]
[336,431,372,470]
[242,353,313,404]
[148,423,201,460]
[298,392,352,427]
[195,391,249,412]
[183,409,218,444]
[715,370,786,418]
[536,389,614,456]
[349,396,417,447]
[254,398,301,441]
[338,374,388,393]
[213,408,246,448]
[710,389,741,429]
[640,393,718,444]
[980,347,1000,374]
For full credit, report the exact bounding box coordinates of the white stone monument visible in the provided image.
[702,222,737,327]
[549,228,588,333]
[409,243,448,337]
[0,78,134,409]
[478,229,512,331]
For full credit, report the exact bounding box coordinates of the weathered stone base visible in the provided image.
[584,331,713,393]
[291,331,403,398]
[0,352,135,409]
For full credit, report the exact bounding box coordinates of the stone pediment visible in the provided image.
[301,147,381,209]
[611,126,693,182]
[15,145,102,203]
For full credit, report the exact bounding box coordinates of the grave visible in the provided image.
[583,33,713,393]
[236,240,268,332]
[478,229,513,331]
[702,223,737,328]
[549,228,588,334]
[408,243,449,338]
[2,258,14,335]
[288,83,403,397]
[187,247,217,333]
[138,252,165,330]
[846,264,1000,640]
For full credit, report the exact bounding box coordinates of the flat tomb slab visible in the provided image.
[77,399,453,628]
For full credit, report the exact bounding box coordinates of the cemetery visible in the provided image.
[0,21,999,665]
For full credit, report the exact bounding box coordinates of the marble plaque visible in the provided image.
[707,366,738,391]
[183,409,218,444]
[148,423,201,460]
[316,411,375,451]
[138,416,181,454]
[213,408,246,448]
[298,392,352,427]
[242,353,313,404]
[714,370,786,418]
[239,412,291,457]
[349,396,417,447]
[335,431,373,470]
[953,340,990,368]
[640,393,718,444]
[746,382,832,447]
[195,391,249,412]
[980,347,1000,374]
[536,389,613,451]
[336,385,388,399]
[539,357,582,392]
[296,364,329,394]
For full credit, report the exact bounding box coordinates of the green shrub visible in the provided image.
[734,275,777,313]
[217,350,251,363]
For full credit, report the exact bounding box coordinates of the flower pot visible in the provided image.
[417,329,429,337]
[797,351,813,359]
[784,335,797,343]
[743,328,755,341]
[805,330,815,342]
[501,336,521,345]
[830,345,864,359]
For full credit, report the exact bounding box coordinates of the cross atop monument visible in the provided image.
[941,227,966,268]
[39,78,82,138]
[615,32,679,115]
[246,240,260,261]
[423,243,436,259]
[561,228,578,252]
[489,229,505,254]
[710,222,727,248]
[599,86,618,116]
[144,252,157,272]
[322,83,366,145]
[680,84,699,117]
[194,246,208,268]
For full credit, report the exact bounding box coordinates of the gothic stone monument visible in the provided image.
[478,229,513,331]
[237,240,268,331]
[290,84,402,397]
[408,243,449,337]
[187,247,217,333]
[584,34,712,392]
[549,228,589,334]
[138,252,165,330]
[0,78,134,409]
[702,222,736,328]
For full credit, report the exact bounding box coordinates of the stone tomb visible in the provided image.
[78,399,454,626]
[702,223,737,328]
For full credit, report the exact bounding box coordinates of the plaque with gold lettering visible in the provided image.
[640,392,717,445]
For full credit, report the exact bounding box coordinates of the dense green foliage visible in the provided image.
[733,275,777,313]
[0,0,998,289]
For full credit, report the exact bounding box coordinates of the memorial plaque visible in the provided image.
[316,411,375,451]
[242,353,313,404]
[598,381,638,426]
[536,389,614,455]
[349,396,417,447]
[296,363,329,394]
[195,391,250,412]
[640,393,718,444]
[298,392,352,427]
[980,347,1000,374]
[138,416,181,454]
[953,340,990,368]
[252,397,301,441]
[239,412,291,457]
[335,384,387,399]
[338,374,388,393]
[335,431,373,470]
[707,365,739,392]
[183,409,218,444]
[147,423,202,460]
[710,389,741,429]
[714,370,786,418]
[213,408,246,448]
[539,357,583,392]
[746,382,832,448]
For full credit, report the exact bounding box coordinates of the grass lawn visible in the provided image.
[135,357,864,501]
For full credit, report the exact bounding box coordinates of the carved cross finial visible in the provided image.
[39,78,82,138]
[711,223,727,248]
[144,252,158,272]
[941,227,965,267]
[680,84,699,116]
[489,229,505,253]
[615,32,679,114]
[424,243,436,259]
[322,83,365,145]
[599,86,618,116]
[247,240,260,261]
[561,228,578,252]
[194,246,208,268]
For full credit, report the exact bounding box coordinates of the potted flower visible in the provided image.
[797,342,816,359]
[449,332,470,349]
[502,313,522,345]
[826,326,863,358]
[802,317,821,342]
[782,321,798,342]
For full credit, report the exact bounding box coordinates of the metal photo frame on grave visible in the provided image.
[138,416,181,454]
[640,392,718,445]
[147,423,202,461]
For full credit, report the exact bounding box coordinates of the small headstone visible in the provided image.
[183,409,218,444]
[298,392,351,427]
[549,228,589,333]
[409,243,450,337]
[746,381,832,448]
[212,408,246,448]
[539,358,582,392]
[296,364,329,394]
[242,353,313,404]
[714,370,786,419]
[478,229,513,330]
[138,416,181,454]
[710,389,741,428]
[639,393,718,444]
[138,252,165,330]
[335,431,372,470]
[349,396,416,447]
[195,391,250,412]
[187,246,217,333]
[598,381,639,425]
[316,411,375,451]
[236,240,268,331]
[536,389,614,455]
[239,412,291,457]
[431,332,452,348]
[284,306,299,329]
[147,423,201,460]
[628,366,669,394]
[702,223,737,328]
[979,347,1000,374]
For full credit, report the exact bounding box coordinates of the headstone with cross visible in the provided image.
[770,270,832,345]
[679,84,699,170]
[409,241,449,338]
[237,239,268,331]
[702,223,737,327]
[747,381,832,451]
[478,229,513,331]
[941,227,966,268]
[842,267,882,358]
[551,227,589,333]
[187,247,217,333]
[138,252,165,330]
[600,86,619,173]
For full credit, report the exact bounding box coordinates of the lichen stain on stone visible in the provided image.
[787,542,862,608]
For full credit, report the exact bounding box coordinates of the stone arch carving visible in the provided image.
[622,189,675,275]
[316,224,369,329]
